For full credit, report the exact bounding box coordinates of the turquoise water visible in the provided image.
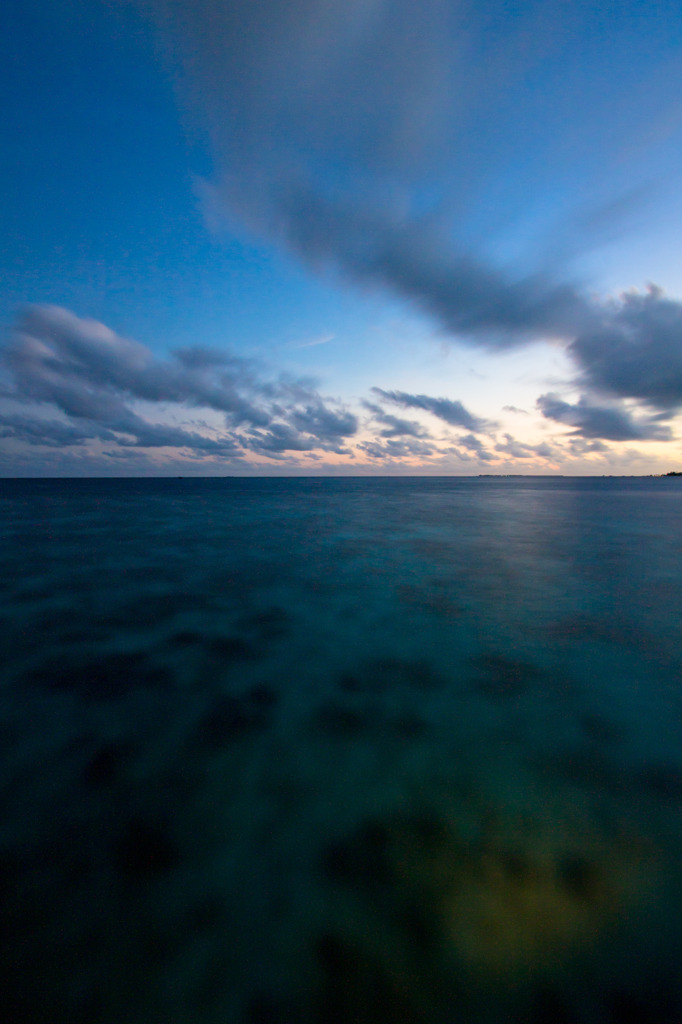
[1,476,681,1022]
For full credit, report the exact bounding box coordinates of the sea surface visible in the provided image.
[1,476,681,1023]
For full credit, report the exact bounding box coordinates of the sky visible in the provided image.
[2,0,682,475]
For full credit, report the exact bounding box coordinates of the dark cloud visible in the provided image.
[275,192,590,345]
[0,408,239,454]
[1,306,358,460]
[371,387,490,432]
[290,402,357,440]
[5,305,271,426]
[358,437,436,461]
[494,433,557,459]
[567,437,610,455]
[0,413,118,447]
[173,347,239,370]
[533,442,555,458]
[537,392,672,441]
[457,433,495,461]
[118,418,240,452]
[247,423,317,455]
[147,0,613,347]
[569,286,682,412]
[362,401,430,438]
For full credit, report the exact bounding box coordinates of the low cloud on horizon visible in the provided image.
[0,300,678,474]
[0,305,358,465]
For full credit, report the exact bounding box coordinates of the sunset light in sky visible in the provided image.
[2,0,682,475]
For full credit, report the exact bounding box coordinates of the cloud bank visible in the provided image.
[536,393,671,442]
[1,306,357,461]
[1,299,678,472]
[570,286,682,412]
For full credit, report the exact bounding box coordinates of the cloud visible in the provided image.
[5,305,271,426]
[358,437,436,461]
[569,286,682,412]
[493,433,558,459]
[0,413,118,448]
[136,0,682,475]
[287,333,335,350]
[567,437,610,455]
[456,433,495,461]
[537,392,672,441]
[247,423,318,455]
[274,193,590,345]
[147,0,618,347]
[371,387,490,432]
[290,401,357,440]
[1,306,358,460]
[362,401,430,438]
[4,293,678,471]
[128,0,682,489]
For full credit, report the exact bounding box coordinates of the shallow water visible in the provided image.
[1,476,681,1023]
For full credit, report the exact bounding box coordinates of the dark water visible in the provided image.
[1,476,682,1023]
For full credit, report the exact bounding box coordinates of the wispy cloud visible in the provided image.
[371,387,491,433]
[147,0,682,358]
[358,437,437,461]
[287,333,335,350]
[362,401,431,439]
[494,433,557,459]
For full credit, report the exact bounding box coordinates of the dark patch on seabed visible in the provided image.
[2,477,682,1023]
[82,740,136,789]
[20,650,174,700]
[192,686,278,748]
[339,656,442,694]
[469,652,543,698]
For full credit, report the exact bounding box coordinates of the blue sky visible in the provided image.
[2,0,682,474]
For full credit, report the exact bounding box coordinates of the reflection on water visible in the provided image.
[1,476,681,1023]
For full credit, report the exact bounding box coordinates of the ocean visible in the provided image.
[1,475,681,1023]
